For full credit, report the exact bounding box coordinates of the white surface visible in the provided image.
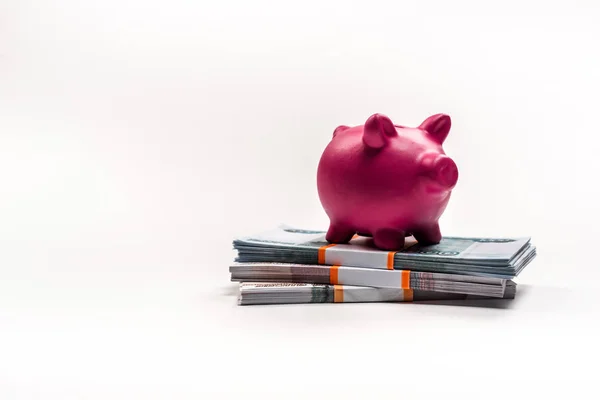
[1,1,600,398]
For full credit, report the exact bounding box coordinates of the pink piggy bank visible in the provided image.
[316,113,459,251]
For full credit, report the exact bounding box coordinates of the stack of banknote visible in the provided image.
[230,225,536,305]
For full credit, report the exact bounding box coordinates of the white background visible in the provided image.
[1,0,600,398]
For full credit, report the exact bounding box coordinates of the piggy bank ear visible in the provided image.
[363,113,397,149]
[333,125,350,138]
[419,114,451,144]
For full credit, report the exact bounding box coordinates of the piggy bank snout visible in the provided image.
[433,155,459,188]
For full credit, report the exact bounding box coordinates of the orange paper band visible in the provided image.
[329,265,340,285]
[404,289,414,302]
[401,270,411,289]
[334,285,344,303]
[387,252,396,270]
[318,243,337,264]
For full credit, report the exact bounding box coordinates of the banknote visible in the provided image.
[237,282,517,305]
[230,262,512,297]
[233,225,536,279]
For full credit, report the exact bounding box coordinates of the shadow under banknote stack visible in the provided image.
[229,225,536,306]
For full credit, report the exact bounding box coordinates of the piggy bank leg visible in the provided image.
[373,228,406,251]
[326,223,356,244]
[412,223,442,245]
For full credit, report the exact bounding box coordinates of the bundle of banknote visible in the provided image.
[230,262,511,297]
[230,225,536,304]
[237,282,517,305]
